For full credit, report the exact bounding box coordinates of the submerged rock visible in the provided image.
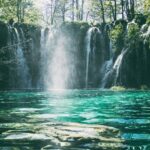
[0,122,123,150]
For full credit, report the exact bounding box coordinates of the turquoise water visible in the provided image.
[0,90,150,149]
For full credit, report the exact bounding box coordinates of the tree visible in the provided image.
[58,0,70,22]
[125,0,135,21]
[71,0,75,21]
[17,0,22,22]
[80,0,84,20]
[114,0,117,20]
[75,0,80,20]
[121,0,124,19]
[0,0,38,24]
[99,0,105,23]
[87,0,106,23]
[0,0,17,21]
[17,0,33,23]
[50,0,57,25]
[144,0,150,14]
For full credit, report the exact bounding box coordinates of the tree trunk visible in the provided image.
[72,0,74,21]
[114,0,117,21]
[121,0,124,19]
[125,0,130,21]
[130,0,135,20]
[80,0,84,20]
[75,0,79,20]
[86,11,89,21]
[50,0,57,25]
[62,3,66,22]
[109,0,115,21]
[17,0,22,23]
[99,0,105,23]
[125,0,135,21]
[50,0,53,24]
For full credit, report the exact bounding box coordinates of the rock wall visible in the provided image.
[0,20,150,90]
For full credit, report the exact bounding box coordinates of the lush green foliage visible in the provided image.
[134,14,147,26]
[0,0,150,25]
[110,23,125,53]
[146,16,150,25]
[0,0,39,24]
[144,0,150,14]
[127,23,140,40]
[0,0,17,21]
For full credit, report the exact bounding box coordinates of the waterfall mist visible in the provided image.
[40,27,77,90]
[50,38,70,89]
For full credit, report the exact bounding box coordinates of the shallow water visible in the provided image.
[0,90,150,149]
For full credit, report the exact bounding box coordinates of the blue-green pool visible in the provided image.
[0,90,150,149]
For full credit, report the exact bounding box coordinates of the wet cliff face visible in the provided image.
[0,22,41,90]
[0,20,150,90]
[58,22,90,89]
[39,22,90,89]
[117,23,150,88]
[44,23,110,89]
[99,19,150,89]
[0,21,9,89]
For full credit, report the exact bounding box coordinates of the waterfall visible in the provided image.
[7,26,16,88]
[14,28,31,89]
[43,28,55,89]
[113,49,127,85]
[100,49,127,88]
[100,59,113,88]
[40,28,73,90]
[85,28,92,88]
[38,28,46,88]
[39,28,53,89]
[50,40,70,89]
[85,27,101,88]
[100,39,113,88]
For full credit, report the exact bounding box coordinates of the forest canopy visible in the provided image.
[0,0,149,25]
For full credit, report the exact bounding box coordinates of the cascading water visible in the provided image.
[3,22,150,90]
[85,28,92,88]
[7,25,16,88]
[50,39,70,89]
[13,28,31,89]
[100,38,113,88]
[100,48,128,88]
[100,59,113,88]
[85,27,101,88]
[113,49,127,85]
[40,28,73,90]
[38,28,46,88]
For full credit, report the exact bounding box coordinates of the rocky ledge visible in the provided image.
[0,122,123,150]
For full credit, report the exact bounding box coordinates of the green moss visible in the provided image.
[134,14,147,26]
[111,86,126,91]
[0,21,8,49]
[146,16,150,25]
[114,19,127,30]
[61,21,89,30]
[127,22,140,40]
[141,85,149,90]
[110,23,125,54]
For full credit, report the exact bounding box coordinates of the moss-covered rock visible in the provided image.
[127,22,140,41]
[110,23,126,60]
[0,21,8,49]
[134,14,147,26]
[111,86,126,91]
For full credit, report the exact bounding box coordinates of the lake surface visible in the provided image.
[0,90,150,149]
